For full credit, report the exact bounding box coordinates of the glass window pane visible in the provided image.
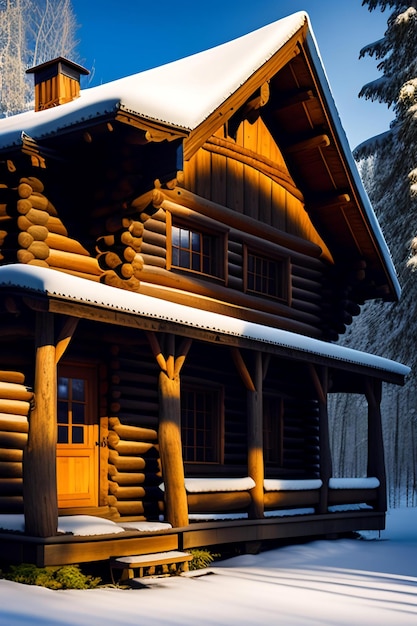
[72,426,84,444]
[57,401,68,424]
[72,403,85,425]
[58,425,68,444]
[58,377,69,399]
[72,379,85,401]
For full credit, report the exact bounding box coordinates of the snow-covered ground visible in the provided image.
[1,507,416,626]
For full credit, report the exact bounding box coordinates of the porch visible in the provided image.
[0,505,384,568]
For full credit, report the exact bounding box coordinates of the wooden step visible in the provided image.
[110,550,193,582]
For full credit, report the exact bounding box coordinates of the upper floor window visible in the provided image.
[181,381,224,464]
[169,219,224,280]
[244,247,288,301]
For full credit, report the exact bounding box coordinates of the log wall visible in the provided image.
[0,371,33,514]
[107,344,163,520]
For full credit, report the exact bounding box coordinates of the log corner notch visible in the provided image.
[147,332,192,528]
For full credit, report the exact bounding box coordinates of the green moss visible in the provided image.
[188,548,220,571]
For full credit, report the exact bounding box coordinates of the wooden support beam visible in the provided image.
[247,351,264,519]
[365,379,386,512]
[309,364,331,514]
[231,348,255,392]
[55,316,79,364]
[23,312,58,537]
[275,88,316,110]
[146,331,167,372]
[286,134,330,154]
[158,371,188,528]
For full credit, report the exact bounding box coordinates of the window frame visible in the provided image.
[243,243,290,303]
[166,211,227,282]
[181,378,225,465]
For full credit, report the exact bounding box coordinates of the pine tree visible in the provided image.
[0,0,79,117]
[330,2,417,506]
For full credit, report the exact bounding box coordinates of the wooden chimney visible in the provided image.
[26,57,89,112]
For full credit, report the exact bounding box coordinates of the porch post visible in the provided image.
[309,365,331,514]
[247,352,264,519]
[231,348,264,519]
[365,379,387,511]
[150,333,190,528]
[158,371,188,527]
[24,312,58,537]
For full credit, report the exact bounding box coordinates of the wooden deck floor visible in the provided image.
[0,510,385,567]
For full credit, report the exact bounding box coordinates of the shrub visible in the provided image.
[188,548,219,571]
[2,563,101,589]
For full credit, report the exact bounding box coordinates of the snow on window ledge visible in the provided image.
[263,479,323,491]
[329,477,380,490]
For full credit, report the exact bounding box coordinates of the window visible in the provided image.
[170,219,224,279]
[263,395,284,466]
[57,365,96,445]
[181,382,223,464]
[245,247,288,301]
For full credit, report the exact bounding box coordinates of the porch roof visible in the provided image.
[0,265,409,385]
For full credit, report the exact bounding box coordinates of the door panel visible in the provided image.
[57,363,99,508]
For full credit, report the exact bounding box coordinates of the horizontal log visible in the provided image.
[0,398,31,416]
[0,430,28,449]
[108,481,146,498]
[27,240,49,260]
[141,242,166,258]
[111,386,158,402]
[108,466,147,485]
[142,229,166,248]
[108,417,157,441]
[30,193,57,216]
[46,216,68,236]
[187,491,251,513]
[46,248,101,275]
[110,398,159,414]
[107,432,157,456]
[108,450,146,471]
[17,183,32,199]
[0,382,33,402]
[117,413,159,428]
[141,254,166,268]
[20,176,44,193]
[45,232,90,255]
[20,208,49,226]
[0,477,23,495]
[328,488,378,505]
[0,416,29,434]
[107,496,145,515]
[0,495,23,512]
[18,231,34,249]
[0,371,25,385]
[48,267,101,282]
[0,460,23,476]
[264,490,320,509]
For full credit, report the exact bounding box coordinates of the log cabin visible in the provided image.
[0,12,410,568]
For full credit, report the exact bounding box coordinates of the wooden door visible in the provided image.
[56,363,99,508]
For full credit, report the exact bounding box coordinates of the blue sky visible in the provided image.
[71,1,392,150]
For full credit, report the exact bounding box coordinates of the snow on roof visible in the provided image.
[0,12,308,148]
[0,264,410,380]
[0,11,400,298]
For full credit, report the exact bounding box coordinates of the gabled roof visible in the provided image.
[0,12,308,146]
[0,11,400,300]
